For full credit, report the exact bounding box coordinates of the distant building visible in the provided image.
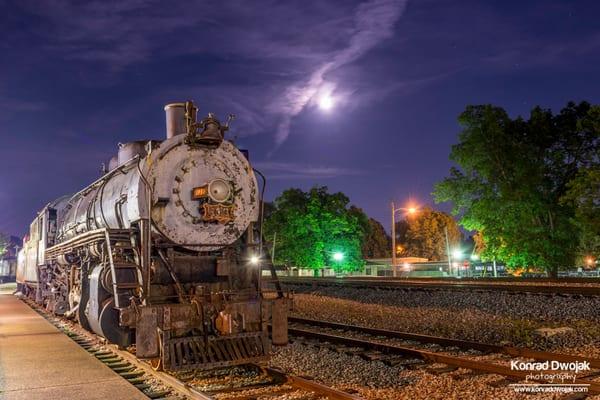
[363,257,451,277]
[0,236,22,282]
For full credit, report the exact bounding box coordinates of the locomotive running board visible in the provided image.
[162,332,270,371]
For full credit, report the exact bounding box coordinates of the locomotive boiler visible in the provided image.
[16,101,289,371]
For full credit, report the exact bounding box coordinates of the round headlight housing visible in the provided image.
[208,179,232,203]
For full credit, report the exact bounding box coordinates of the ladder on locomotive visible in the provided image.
[104,230,141,308]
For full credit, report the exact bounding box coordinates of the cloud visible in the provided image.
[270,0,408,146]
[7,0,412,147]
[16,1,197,68]
[253,161,365,180]
[0,95,46,123]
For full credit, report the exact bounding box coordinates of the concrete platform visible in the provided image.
[0,292,148,400]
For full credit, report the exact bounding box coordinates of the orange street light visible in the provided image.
[586,257,595,267]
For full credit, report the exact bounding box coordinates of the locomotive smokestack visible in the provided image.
[164,102,197,139]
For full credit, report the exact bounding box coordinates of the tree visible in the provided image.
[364,218,391,258]
[434,102,599,276]
[264,186,366,271]
[395,207,462,261]
[0,233,8,258]
[560,166,600,263]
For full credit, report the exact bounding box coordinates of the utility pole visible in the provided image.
[391,202,397,277]
[444,226,452,276]
[271,232,276,265]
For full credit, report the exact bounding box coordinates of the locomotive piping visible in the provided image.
[253,168,267,257]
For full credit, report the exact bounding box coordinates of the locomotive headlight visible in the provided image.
[208,179,232,203]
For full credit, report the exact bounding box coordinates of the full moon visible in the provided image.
[318,95,334,111]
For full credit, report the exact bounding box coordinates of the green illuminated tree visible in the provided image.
[264,187,366,271]
[434,102,599,276]
[395,207,462,261]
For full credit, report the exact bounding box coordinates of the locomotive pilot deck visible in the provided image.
[0,287,147,400]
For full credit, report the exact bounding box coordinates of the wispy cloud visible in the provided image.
[0,95,46,122]
[269,0,408,146]
[253,161,365,180]
[8,0,412,148]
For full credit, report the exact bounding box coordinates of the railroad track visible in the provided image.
[288,316,600,395]
[280,276,600,296]
[21,297,363,400]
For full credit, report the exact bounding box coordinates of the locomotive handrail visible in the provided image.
[104,229,121,308]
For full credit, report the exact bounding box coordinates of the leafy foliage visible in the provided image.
[434,102,599,274]
[0,232,8,258]
[560,166,600,262]
[395,207,462,261]
[352,207,391,258]
[264,186,366,271]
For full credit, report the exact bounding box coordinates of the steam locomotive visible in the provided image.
[16,101,289,371]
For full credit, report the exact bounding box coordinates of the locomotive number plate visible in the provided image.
[202,203,235,223]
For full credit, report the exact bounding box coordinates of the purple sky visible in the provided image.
[1,0,599,237]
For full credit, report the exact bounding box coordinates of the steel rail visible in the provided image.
[289,316,600,369]
[280,277,600,296]
[114,345,215,400]
[346,277,600,284]
[264,367,364,400]
[288,326,600,394]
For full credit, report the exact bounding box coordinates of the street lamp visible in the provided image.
[586,257,594,267]
[391,202,418,277]
[333,252,344,262]
[452,249,463,260]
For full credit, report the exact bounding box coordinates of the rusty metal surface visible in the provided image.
[271,298,289,346]
[164,333,269,371]
[265,367,365,400]
[148,136,258,250]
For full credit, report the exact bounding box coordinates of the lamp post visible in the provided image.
[391,202,417,277]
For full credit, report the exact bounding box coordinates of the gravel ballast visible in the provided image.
[269,342,599,400]
[285,285,600,351]
[272,285,600,399]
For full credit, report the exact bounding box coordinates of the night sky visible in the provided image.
[1,0,599,237]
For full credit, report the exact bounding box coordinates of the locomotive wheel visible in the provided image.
[98,298,132,348]
[77,301,92,331]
